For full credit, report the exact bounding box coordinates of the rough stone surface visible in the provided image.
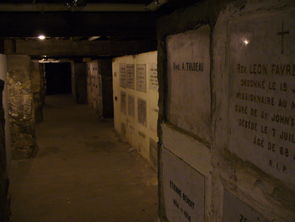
[10,95,158,222]
[7,55,36,159]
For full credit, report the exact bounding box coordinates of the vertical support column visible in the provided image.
[0,54,9,222]
[7,55,36,159]
[0,55,10,161]
[98,59,113,118]
[88,60,103,117]
[71,61,87,104]
[0,40,4,54]
[31,62,45,123]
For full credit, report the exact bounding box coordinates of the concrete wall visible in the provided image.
[112,51,159,168]
[157,1,294,222]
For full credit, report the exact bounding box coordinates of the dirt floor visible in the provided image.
[9,95,158,222]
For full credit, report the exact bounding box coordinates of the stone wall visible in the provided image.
[6,55,36,159]
[112,51,159,168]
[157,1,295,222]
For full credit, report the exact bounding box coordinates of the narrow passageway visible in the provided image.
[10,95,158,222]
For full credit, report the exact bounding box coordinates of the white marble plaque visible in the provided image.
[228,12,295,185]
[128,94,135,117]
[120,91,126,114]
[162,148,205,222]
[137,98,147,126]
[136,64,147,92]
[223,191,270,222]
[149,63,158,90]
[126,64,135,89]
[167,26,211,141]
[119,63,127,88]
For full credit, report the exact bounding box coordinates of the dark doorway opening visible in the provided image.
[45,63,72,95]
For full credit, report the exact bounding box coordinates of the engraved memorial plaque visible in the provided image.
[149,63,158,90]
[137,98,147,126]
[128,95,135,117]
[167,26,211,141]
[119,63,127,88]
[162,148,205,222]
[126,64,135,89]
[136,64,147,92]
[228,12,295,185]
[223,191,270,222]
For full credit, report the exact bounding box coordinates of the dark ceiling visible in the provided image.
[0,12,156,39]
[0,0,199,40]
[0,0,153,3]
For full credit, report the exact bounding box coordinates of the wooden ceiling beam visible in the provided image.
[4,39,157,57]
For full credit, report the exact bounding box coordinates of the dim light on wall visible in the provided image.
[38,35,46,40]
[39,58,60,63]
[242,38,249,45]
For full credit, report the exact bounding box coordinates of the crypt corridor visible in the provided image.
[10,95,157,222]
[0,1,294,222]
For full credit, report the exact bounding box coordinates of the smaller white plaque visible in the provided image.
[119,63,127,88]
[136,64,147,92]
[223,191,270,222]
[149,63,158,90]
[162,148,205,222]
[126,64,135,89]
